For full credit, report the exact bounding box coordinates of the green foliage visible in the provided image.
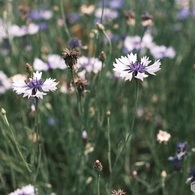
[0,0,195,194]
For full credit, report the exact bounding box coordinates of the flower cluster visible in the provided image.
[124,33,176,59]
[33,54,67,71]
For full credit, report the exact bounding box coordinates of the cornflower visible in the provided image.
[113,52,161,81]
[12,71,58,99]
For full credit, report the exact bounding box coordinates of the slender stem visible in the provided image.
[112,80,139,174]
[107,113,112,193]
[102,30,112,62]
[34,97,42,182]
[100,0,104,24]
[59,0,70,39]
[97,173,100,195]
[70,68,82,117]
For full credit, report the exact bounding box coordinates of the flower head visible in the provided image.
[111,189,126,195]
[62,48,79,69]
[9,184,36,195]
[12,71,58,99]
[156,130,171,144]
[113,52,161,81]
[177,142,188,160]
[93,160,103,173]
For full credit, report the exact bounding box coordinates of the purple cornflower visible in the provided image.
[28,9,53,20]
[177,142,188,160]
[68,38,82,49]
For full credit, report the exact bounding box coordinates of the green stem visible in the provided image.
[100,0,104,24]
[102,30,112,62]
[112,80,139,175]
[107,113,112,193]
[70,68,82,117]
[33,97,42,182]
[97,173,100,195]
[59,0,70,39]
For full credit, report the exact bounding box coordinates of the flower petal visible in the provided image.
[42,79,58,92]
[145,60,161,75]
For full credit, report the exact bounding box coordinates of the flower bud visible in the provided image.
[93,160,103,173]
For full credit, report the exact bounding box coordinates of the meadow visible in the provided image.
[0,0,195,194]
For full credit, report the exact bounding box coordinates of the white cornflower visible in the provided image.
[12,71,58,99]
[113,52,161,81]
[9,184,36,195]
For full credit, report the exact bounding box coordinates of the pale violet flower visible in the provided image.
[124,33,153,53]
[28,9,53,20]
[0,71,12,94]
[12,71,58,99]
[113,53,161,81]
[33,54,67,71]
[150,45,176,59]
[77,56,102,74]
[9,184,36,195]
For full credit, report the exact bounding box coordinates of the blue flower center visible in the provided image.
[27,79,43,95]
[124,62,145,76]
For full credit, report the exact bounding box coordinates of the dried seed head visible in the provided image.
[141,12,153,27]
[75,77,88,98]
[62,48,79,70]
[124,10,135,26]
[99,51,106,62]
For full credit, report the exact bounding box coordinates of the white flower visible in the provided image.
[9,184,36,195]
[113,52,161,81]
[33,54,67,71]
[12,71,58,99]
[156,130,171,144]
